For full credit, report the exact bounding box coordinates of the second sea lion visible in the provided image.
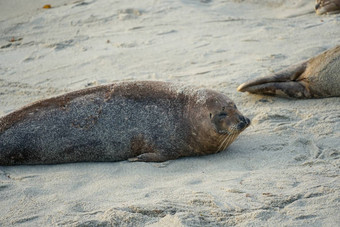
[315,0,340,15]
[237,45,340,99]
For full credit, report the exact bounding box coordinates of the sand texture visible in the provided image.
[0,0,339,226]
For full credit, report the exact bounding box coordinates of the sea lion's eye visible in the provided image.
[210,113,213,119]
[234,104,237,109]
[219,113,228,118]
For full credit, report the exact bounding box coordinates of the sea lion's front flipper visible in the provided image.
[237,61,311,98]
[128,152,170,162]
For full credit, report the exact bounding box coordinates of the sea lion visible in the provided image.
[0,81,250,165]
[237,45,340,99]
[315,0,340,15]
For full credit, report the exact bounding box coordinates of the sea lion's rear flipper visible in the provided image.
[128,152,170,162]
[237,61,311,98]
[237,81,311,98]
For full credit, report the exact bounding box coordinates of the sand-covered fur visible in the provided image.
[0,81,249,165]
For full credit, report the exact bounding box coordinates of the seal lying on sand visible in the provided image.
[237,45,340,98]
[315,0,340,15]
[0,81,250,165]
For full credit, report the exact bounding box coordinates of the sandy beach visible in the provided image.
[0,0,339,226]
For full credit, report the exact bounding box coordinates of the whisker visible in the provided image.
[224,133,238,151]
[222,134,233,151]
[223,136,232,151]
[217,135,229,151]
[220,133,234,152]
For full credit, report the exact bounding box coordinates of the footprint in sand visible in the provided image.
[118,8,143,21]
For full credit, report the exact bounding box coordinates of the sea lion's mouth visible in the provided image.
[237,116,251,131]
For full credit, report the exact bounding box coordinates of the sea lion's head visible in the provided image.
[210,105,250,135]
[192,89,250,153]
[206,94,250,136]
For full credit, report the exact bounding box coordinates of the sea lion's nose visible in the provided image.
[244,117,250,125]
[237,116,250,130]
[239,116,250,124]
[237,121,246,130]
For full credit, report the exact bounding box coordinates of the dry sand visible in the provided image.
[0,0,339,226]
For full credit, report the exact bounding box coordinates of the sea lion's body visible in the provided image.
[237,45,340,99]
[0,81,249,165]
[315,0,340,15]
